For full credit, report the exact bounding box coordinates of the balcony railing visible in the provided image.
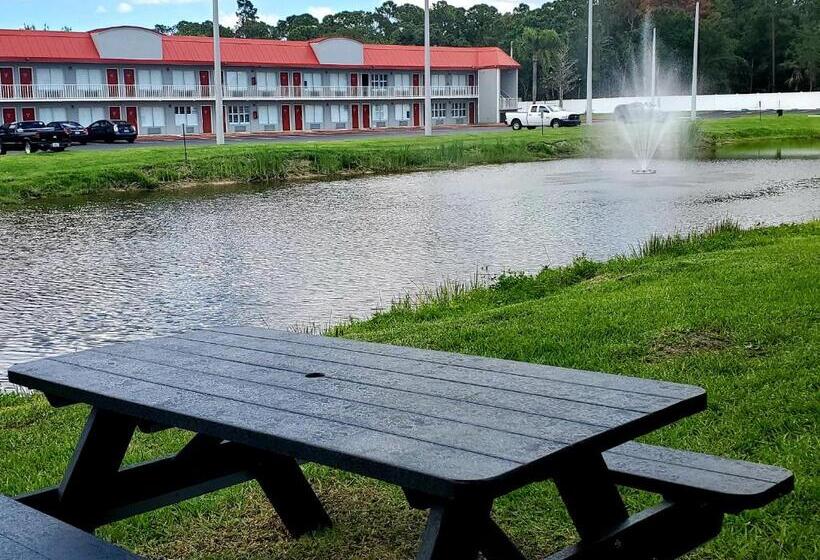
[0,84,479,102]
[500,96,521,110]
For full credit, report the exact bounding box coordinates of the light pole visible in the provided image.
[585,0,593,126]
[213,0,225,145]
[690,1,700,120]
[424,0,432,136]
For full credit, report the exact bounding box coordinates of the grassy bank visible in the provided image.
[1,114,817,204]
[1,221,817,559]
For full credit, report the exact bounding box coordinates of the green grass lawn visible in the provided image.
[1,221,817,559]
[1,114,817,204]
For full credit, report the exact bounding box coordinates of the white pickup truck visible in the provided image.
[505,103,581,130]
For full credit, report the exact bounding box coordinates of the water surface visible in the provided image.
[1,157,818,389]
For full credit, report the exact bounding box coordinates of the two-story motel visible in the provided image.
[0,26,520,136]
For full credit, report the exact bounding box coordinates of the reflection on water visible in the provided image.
[714,138,820,160]
[1,157,819,388]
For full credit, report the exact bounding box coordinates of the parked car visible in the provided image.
[613,102,669,123]
[48,121,89,144]
[0,121,70,154]
[505,103,581,130]
[87,120,138,143]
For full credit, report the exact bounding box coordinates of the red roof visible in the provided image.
[0,28,519,70]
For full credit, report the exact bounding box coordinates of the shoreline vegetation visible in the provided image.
[1,221,817,559]
[0,114,818,204]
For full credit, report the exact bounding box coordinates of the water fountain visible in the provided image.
[614,17,683,175]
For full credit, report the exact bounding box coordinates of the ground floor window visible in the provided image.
[38,106,67,123]
[372,104,388,122]
[394,103,411,120]
[432,102,447,119]
[304,104,323,125]
[330,104,348,124]
[139,106,166,128]
[78,106,105,126]
[451,102,467,118]
[227,105,250,124]
[258,105,279,125]
[173,106,198,127]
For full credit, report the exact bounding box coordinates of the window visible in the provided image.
[302,72,322,94]
[225,71,249,90]
[174,106,198,126]
[372,104,388,122]
[258,105,280,125]
[227,105,250,124]
[451,74,467,87]
[171,70,196,94]
[76,68,102,85]
[304,104,323,125]
[330,104,348,124]
[327,73,347,91]
[38,107,67,123]
[451,102,467,118]
[432,102,446,119]
[139,106,166,128]
[36,67,64,85]
[137,69,163,94]
[370,74,388,89]
[431,74,447,95]
[256,71,278,92]
[78,106,105,126]
[394,103,411,121]
[394,73,411,95]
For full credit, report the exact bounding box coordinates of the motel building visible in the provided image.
[0,26,520,136]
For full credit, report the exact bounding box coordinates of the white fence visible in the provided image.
[551,92,820,114]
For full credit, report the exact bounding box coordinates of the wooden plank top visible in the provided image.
[9,328,707,497]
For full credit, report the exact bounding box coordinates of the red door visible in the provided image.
[281,105,290,131]
[22,107,35,121]
[351,104,359,129]
[469,101,476,125]
[350,73,358,95]
[279,72,289,95]
[468,74,475,90]
[412,73,420,95]
[0,68,13,98]
[413,103,421,127]
[292,72,301,96]
[19,68,32,98]
[123,69,136,97]
[107,68,119,96]
[294,104,303,131]
[362,104,370,129]
[201,105,212,134]
[126,106,138,131]
[2,107,16,124]
[199,71,210,96]
[109,106,122,120]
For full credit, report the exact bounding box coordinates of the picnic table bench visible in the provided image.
[6,327,793,559]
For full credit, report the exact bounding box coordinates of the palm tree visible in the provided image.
[522,28,560,103]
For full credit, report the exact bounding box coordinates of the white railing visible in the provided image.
[0,84,479,102]
[499,96,521,110]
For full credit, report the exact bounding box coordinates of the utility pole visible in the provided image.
[690,1,700,120]
[213,0,225,145]
[424,0,432,136]
[585,0,593,126]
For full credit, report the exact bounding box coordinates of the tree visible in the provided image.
[546,40,579,106]
[786,21,820,90]
[235,0,276,39]
[520,27,561,102]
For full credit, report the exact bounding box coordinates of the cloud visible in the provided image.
[402,0,545,13]
[308,6,334,20]
[95,5,108,13]
[132,0,206,4]
[116,2,133,13]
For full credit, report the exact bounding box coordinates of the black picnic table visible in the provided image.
[6,327,793,560]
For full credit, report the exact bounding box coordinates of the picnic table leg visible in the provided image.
[253,453,332,538]
[57,408,138,530]
[552,452,629,542]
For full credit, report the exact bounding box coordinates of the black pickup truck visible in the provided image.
[0,121,71,155]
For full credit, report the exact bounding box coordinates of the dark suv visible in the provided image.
[87,120,138,143]
[0,121,70,154]
[48,121,90,144]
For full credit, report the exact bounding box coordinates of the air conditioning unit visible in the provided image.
[398,120,409,126]
[374,121,387,128]
[234,125,247,132]
[185,126,196,134]
[263,125,277,132]
[146,127,162,135]
[335,123,346,129]
[309,123,321,130]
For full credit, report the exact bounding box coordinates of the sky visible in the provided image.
[0,0,546,32]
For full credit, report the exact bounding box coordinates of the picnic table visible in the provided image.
[6,327,793,559]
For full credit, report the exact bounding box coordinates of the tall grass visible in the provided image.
[630,219,742,258]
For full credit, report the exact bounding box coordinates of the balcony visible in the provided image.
[0,84,479,103]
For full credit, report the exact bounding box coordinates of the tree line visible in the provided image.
[152,0,820,99]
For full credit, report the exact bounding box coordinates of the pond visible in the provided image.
[1,155,818,388]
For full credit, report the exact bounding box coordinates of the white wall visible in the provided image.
[557,91,820,114]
